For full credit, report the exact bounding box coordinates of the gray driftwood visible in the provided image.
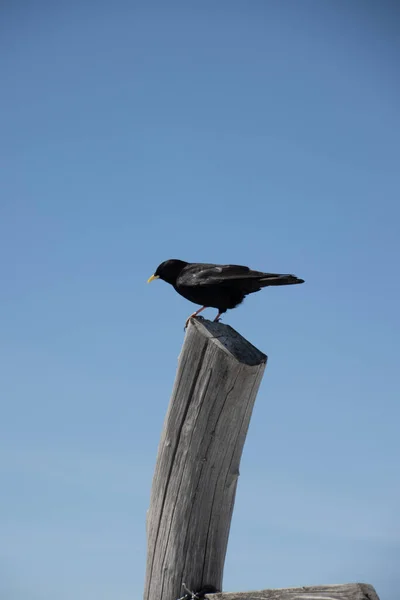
[144,317,267,600]
[204,583,380,600]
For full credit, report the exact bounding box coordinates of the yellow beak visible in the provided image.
[147,274,160,283]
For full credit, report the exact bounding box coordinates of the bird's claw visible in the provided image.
[184,315,205,330]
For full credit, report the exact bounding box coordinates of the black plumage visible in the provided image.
[148,259,304,324]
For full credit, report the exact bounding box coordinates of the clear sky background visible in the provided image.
[1,1,399,599]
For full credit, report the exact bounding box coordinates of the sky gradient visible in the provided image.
[1,2,399,599]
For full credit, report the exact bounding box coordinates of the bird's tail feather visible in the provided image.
[259,274,304,286]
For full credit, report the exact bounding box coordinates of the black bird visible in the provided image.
[148,259,304,325]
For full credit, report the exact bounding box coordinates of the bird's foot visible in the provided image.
[213,311,223,323]
[184,306,207,330]
[184,314,205,330]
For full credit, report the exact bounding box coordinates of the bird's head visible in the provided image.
[147,259,188,286]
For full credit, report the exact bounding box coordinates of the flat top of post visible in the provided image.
[189,318,267,367]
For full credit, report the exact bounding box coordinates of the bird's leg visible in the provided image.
[213,311,223,322]
[185,306,207,329]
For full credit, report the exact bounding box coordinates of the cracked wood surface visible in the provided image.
[144,318,267,600]
[204,583,380,600]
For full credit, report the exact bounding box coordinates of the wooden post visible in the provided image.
[204,583,381,600]
[144,318,267,600]
[143,318,381,600]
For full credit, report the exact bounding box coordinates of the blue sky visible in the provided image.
[1,1,399,599]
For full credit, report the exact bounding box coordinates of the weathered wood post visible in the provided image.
[144,318,267,600]
[144,317,381,600]
[206,584,381,600]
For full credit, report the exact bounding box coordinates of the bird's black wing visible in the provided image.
[177,263,303,291]
[177,264,253,286]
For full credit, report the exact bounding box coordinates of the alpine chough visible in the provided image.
[148,259,304,325]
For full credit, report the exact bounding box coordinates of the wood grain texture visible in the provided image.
[205,583,380,600]
[144,318,267,600]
